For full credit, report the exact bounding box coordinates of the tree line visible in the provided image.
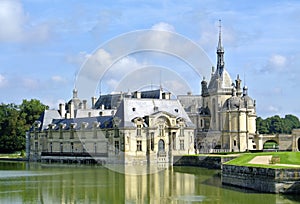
[0,99,48,153]
[256,114,300,134]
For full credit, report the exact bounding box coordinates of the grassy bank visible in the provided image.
[225,152,300,168]
[0,152,24,159]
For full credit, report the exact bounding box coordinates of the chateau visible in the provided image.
[28,26,266,164]
[178,26,257,153]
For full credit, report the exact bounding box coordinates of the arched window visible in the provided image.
[158,139,165,152]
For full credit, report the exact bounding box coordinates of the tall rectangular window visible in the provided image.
[150,133,154,151]
[60,142,63,153]
[172,132,176,150]
[59,130,63,139]
[94,142,97,154]
[35,142,38,152]
[137,125,141,136]
[70,130,74,139]
[82,142,86,153]
[114,128,119,138]
[34,131,38,140]
[49,130,53,139]
[50,142,53,153]
[159,125,164,136]
[71,142,74,153]
[115,141,119,154]
[180,125,184,137]
[180,140,184,150]
[137,140,142,151]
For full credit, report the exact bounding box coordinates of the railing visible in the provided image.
[158,151,167,157]
[41,152,108,157]
[198,149,230,154]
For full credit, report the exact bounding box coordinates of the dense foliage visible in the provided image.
[0,99,48,153]
[256,114,300,134]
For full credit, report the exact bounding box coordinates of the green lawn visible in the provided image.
[225,152,300,168]
[0,152,24,158]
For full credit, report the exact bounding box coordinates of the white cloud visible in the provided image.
[0,0,51,42]
[51,75,67,83]
[65,51,91,66]
[151,22,175,32]
[0,74,7,87]
[269,54,287,68]
[261,54,288,73]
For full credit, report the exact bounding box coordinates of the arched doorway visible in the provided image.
[298,138,300,151]
[263,140,279,150]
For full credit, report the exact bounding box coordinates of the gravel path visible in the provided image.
[248,155,300,167]
[248,156,272,164]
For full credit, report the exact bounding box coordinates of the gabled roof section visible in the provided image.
[115,98,194,128]
[30,110,61,131]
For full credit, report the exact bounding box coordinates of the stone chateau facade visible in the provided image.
[27,88,195,164]
[28,25,299,164]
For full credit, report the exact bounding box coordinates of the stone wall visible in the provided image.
[222,164,300,194]
[173,156,236,169]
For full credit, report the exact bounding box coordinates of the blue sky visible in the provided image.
[0,0,299,119]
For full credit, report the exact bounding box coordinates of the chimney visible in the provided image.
[134,91,141,99]
[162,92,171,100]
[69,101,74,118]
[83,100,87,110]
[91,97,97,109]
[59,103,66,118]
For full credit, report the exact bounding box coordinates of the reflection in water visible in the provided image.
[0,162,299,203]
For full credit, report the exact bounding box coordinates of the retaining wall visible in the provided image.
[222,164,300,194]
[173,156,236,169]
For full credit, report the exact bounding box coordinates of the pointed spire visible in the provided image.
[216,19,225,77]
[217,19,223,52]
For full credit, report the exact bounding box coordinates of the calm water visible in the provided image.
[0,161,299,204]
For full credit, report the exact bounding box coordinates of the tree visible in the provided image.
[19,99,49,129]
[0,100,48,153]
[283,114,300,134]
[269,115,284,134]
[0,104,27,152]
[256,114,300,135]
[256,117,269,134]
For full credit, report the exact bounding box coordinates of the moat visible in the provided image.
[0,161,299,203]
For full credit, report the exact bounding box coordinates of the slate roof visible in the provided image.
[94,89,162,110]
[115,98,194,128]
[51,116,114,131]
[31,110,62,131]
